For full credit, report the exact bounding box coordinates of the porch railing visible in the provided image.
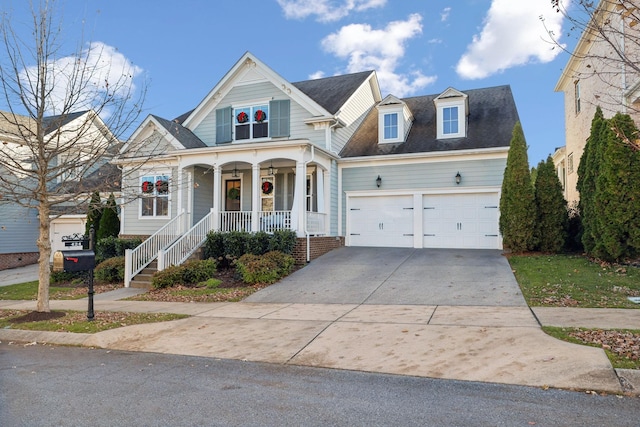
[219,211,252,232]
[306,212,326,235]
[124,210,187,287]
[259,210,291,232]
[158,210,215,271]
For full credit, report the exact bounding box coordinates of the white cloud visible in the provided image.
[455,0,567,79]
[277,0,387,23]
[320,14,436,96]
[309,71,326,79]
[20,42,143,115]
[441,7,451,22]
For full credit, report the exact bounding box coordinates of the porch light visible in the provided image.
[268,162,274,176]
[232,163,239,178]
[376,175,382,188]
[455,172,461,185]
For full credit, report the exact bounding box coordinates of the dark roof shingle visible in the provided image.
[152,115,207,149]
[340,85,520,157]
[292,71,374,114]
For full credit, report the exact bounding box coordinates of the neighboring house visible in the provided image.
[554,0,640,205]
[117,52,522,286]
[0,110,119,269]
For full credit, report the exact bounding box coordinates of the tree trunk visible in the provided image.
[36,203,51,313]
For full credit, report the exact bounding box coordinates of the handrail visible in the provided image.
[306,212,326,235]
[158,210,215,271]
[124,210,186,287]
[258,210,291,232]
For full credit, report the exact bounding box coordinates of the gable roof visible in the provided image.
[43,111,89,134]
[292,71,375,115]
[151,115,206,149]
[340,85,519,157]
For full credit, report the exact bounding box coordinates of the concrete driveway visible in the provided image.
[245,247,526,306]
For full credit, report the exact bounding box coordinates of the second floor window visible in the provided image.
[383,113,399,140]
[235,104,269,140]
[443,106,459,135]
[574,81,581,114]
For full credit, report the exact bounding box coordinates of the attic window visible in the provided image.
[383,113,399,140]
[377,104,407,144]
[436,100,466,139]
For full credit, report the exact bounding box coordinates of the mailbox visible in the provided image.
[53,250,96,273]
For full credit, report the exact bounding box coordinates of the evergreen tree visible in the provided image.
[594,113,640,261]
[97,193,120,240]
[577,107,605,254]
[85,191,103,238]
[499,122,537,252]
[534,156,568,253]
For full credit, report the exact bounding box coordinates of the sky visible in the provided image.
[1,0,577,166]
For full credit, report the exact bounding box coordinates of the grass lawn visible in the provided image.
[0,309,187,333]
[508,253,640,308]
[0,280,119,300]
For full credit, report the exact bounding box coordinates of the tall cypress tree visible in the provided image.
[594,113,640,261]
[85,191,102,238]
[577,107,605,254]
[499,122,537,252]
[534,156,568,253]
[97,193,120,240]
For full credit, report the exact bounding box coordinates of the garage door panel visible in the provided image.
[348,196,414,248]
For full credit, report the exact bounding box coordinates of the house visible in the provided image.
[554,0,640,205]
[117,52,521,287]
[0,110,119,269]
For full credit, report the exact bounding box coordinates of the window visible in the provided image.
[234,104,268,140]
[568,153,574,174]
[443,106,459,134]
[383,113,398,140]
[140,174,169,217]
[574,81,581,114]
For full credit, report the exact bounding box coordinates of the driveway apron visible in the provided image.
[245,247,526,306]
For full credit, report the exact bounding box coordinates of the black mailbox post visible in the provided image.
[52,226,97,320]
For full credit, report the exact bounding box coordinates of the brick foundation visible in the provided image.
[293,236,344,264]
[0,252,39,271]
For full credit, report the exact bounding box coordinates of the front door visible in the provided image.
[225,179,241,211]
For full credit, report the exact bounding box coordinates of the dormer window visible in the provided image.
[434,88,468,139]
[377,95,413,144]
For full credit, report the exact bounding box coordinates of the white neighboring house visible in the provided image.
[0,110,120,269]
[554,0,640,205]
[117,52,523,287]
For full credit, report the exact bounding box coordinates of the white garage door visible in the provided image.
[423,193,500,249]
[50,221,85,261]
[348,195,414,247]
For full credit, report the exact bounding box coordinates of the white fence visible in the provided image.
[259,211,291,232]
[219,211,252,232]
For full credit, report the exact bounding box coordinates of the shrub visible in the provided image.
[203,231,225,261]
[236,251,294,285]
[95,236,142,263]
[534,156,567,253]
[50,270,85,285]
[94,256,125,283]
[246,231,271,255]
[151,259,218,289]
[223,231,250,259]
[268,230,297,254]
[97,193,120,241]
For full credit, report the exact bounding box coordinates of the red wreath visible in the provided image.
[262,181,273,195]
[236,111,249,123]
[141,180,154,193]
[254,109,267,123]
[156,179,168,194]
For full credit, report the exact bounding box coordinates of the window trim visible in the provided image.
[436,100,466,139]
[378,108,404,144]
[232,98,271,142]
[574,80,581,115]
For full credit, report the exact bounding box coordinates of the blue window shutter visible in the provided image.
[269,100,290,138]
[216,107,232,143]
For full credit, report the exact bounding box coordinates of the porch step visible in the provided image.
[129,260,157,290]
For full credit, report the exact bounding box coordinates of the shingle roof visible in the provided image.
[340,85,520,157]
[151,115,207,149]
[43,111,88,134]
[292,71,374,114]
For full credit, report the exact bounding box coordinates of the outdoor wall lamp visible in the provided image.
[268,162,274,176]
[455,172,461,185]
[376,175,382,188]
[232,163,239,178]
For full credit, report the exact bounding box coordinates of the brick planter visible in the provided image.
[293,236,344,264]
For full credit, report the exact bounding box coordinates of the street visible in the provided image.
[1,342,638,426]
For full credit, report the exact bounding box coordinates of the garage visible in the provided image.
[423,193,500,249]
[348,195,414,247]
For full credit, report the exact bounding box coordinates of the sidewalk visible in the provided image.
[0,290,638,395]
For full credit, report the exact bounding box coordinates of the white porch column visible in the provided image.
[291,160,305,236]
[212,165,220,231]
[251,163,260,232]
[177,167,183,217]
[317,169,325,213]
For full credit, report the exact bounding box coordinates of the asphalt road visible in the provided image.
[1,342,638,426]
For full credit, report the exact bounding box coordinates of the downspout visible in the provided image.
[304,145,315,263]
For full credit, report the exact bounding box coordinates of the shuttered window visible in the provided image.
[216,106,232,143]
[269,99,290,138]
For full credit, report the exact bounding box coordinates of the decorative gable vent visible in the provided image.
[434,88,468,139]
[376,95,413,144]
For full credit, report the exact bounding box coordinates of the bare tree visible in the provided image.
[546,0,640,132]
[0,0,145,312]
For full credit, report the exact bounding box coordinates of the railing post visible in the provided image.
[157,249,165,272]
[124,249,132,288]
